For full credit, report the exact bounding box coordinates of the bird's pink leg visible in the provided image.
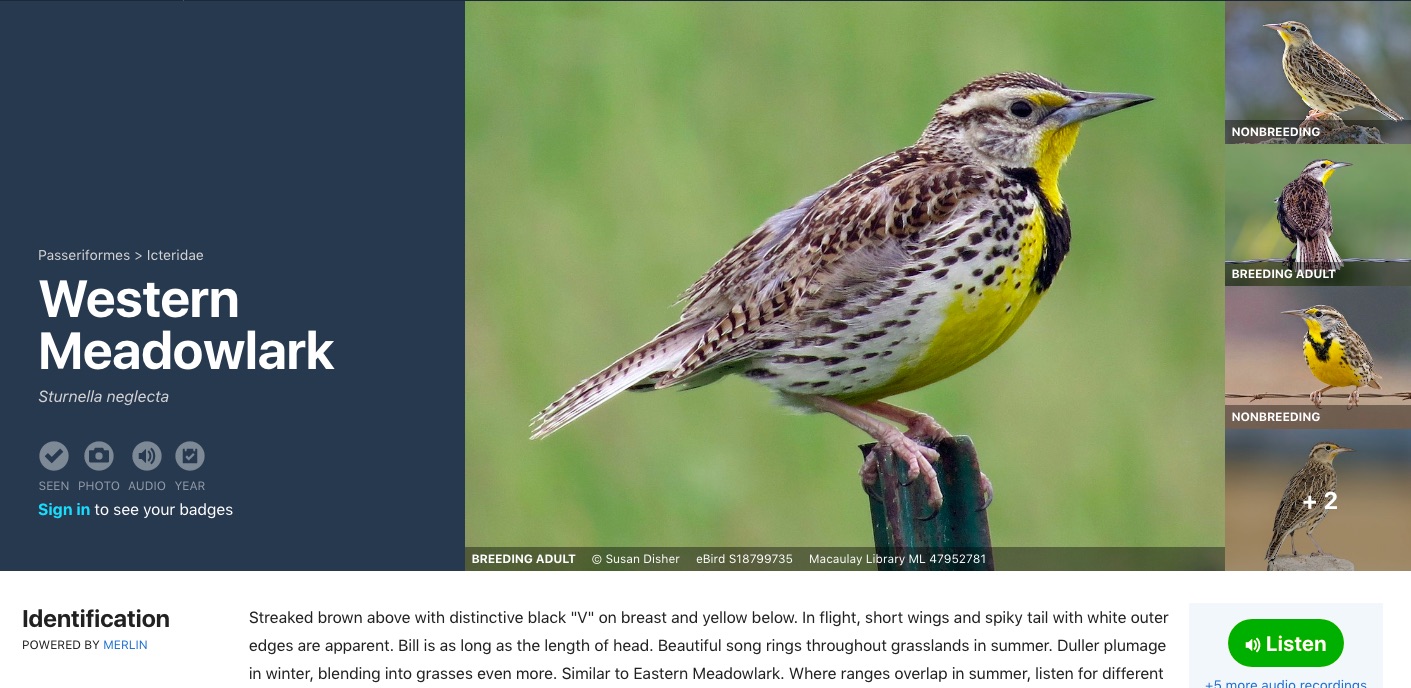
[1310,385,1333,409]
[803,396,944,508]
[861,401,993,509]
[858,400,952,441]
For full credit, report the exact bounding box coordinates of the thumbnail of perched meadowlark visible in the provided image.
[1264,21,1403,121]
[1277,159,1350,271]
[530,72,1151,508]
[1281,305,1380,408]
[1265,442,1351,569]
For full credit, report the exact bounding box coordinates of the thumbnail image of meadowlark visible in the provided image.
[468,3,1223,553]
[1225,288,1411,407]
[1226,429,1411,571]
[1265,441,1350,568]
[1277,160,1350,272]
[1225,2,1411,122]
[1225,148,1410,281]
[1281,306,1380,409]
[1264,21,1401,121]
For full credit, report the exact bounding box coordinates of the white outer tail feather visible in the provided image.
[1295,234,1343,271]
[1373,102,1404,121]
[530,328,703,439]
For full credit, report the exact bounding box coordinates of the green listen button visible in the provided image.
[1228,619,1344,667]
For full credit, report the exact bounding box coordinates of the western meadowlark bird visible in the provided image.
[1264,21,1403,121]
[1281,305,1380,408]
[531,72,1151,508]
[1276,159,1350,272]
[1265,442,1351,568]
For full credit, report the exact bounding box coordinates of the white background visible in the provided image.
[2,571,1402,685]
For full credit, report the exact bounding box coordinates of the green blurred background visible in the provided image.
[1226,147,1411,271]
[466,2,1224,550]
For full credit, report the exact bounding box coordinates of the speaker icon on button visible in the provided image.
[132,442,162,471]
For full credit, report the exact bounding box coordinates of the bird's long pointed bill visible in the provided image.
[1280,309,1306,316]
[1046,92,1154,127]
[1331,162,1352,169]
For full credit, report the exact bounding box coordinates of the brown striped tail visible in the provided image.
[1372,100,1404,121]
[1265,533,1285,565]
[530,326,703,439]
[1296,235,1343,271]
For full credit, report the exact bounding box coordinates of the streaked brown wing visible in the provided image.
[1277,176,1331,241]
[659,150,985,385]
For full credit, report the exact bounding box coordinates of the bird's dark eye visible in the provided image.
[1009,100,1034,118]
[1312,310,1322,317]
[1290,25,1301,33]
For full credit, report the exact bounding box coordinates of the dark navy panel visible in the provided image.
[0,2,464,570]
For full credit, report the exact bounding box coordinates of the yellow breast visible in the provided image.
[831,125,1075,404]
[857,212,1047,400]
[1304,336,1360,387]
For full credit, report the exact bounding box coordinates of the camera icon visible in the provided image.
[84,442,115,472]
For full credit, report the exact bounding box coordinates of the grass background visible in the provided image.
[1226,146,1411,269]
[466,2,1225,550]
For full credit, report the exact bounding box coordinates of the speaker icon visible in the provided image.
[132,441,162,471]
[1244,637,1261,652]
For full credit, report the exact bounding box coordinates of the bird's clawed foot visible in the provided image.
[977,470,995,511]
[899,413,991,509]
[856,402,949,508]
[900,411,953,444]
[811,396,992,511]
[880,430,944,509]
[1347,388,1360,409]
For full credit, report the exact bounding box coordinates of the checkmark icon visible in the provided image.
[39,442,70,471]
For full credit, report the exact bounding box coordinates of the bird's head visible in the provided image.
[1309,442,1353,464]
[1265,21,1315,48]
[1281,305,1348,333]
[1301,159,1352,185]
[921,73,1151,191]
